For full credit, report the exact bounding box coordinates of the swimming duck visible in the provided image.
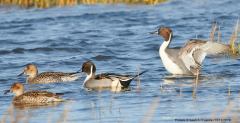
[4,82,68,103]
[150,27,231,75]
[18,64,84,84]
[80,62,148,88]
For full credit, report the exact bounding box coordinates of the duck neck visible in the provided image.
[31,70,38,78]
[27,76,34,83]
[83,66,95,84]
[15,89,24,97]
[27,71,38,83]
[161,33,173,50]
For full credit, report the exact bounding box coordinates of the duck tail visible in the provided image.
[120,70,148,88]
[55,93,64,96]
[134,70,149,78]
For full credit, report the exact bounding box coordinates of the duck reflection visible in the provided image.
[12,101,64,110]
[85,87,132,92]
[161,74,229,99]
[162,74,227,87]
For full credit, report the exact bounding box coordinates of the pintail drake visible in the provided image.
[150,27,231,75]
[80,62,148,88]
[18,64,84,84]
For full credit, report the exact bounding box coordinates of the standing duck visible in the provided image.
[150,27,231,75]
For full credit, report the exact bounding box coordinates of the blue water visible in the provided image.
[0,0,240,122]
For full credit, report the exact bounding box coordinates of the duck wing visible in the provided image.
[95,73,131,81]
[34,72,63,83]
[178,39,231,72]
[94,70,148,88]
[165,48,194,75]
[13,91,66,103]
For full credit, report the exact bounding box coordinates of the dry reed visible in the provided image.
[13,110,25,123]
[98,71,102,117]
[140,96,160,123]
[217,25,220,43]
[1,106,13,123]
[64,103,70,123]
[0,0,169,9]
[169,83,180,99]
[102,76,121,113]
[56,102,72,123]
[229,19,240,56]
[110,77,121,111]
[231,116,238,123]
[228,84,230,104]
[219,99,236,120]
[10,106,13,123]
[211,21,217,42]
[136,65,140,91]
[193,89,196,99]
[102,99,111,113]
[91,102,94,117]
[208,20,240,58]
[209,96,239,122]
[180,84,182,99]
[160,84,162,92]
[23,110,32,123]
[162,85,174,99]
[192,69,199,99]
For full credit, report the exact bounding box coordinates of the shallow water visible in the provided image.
[0,0,240,122]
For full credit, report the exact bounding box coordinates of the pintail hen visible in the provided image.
[18,64,84,84]
[80,62,148,88]
[150,27,231,75]
[4,82,68,103]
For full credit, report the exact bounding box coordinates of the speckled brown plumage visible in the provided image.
[18,64,84,84]
[12,90,67,103]
[28,72,84,84]
[4,82,68,104]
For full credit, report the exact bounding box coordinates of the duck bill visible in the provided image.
[149,31,158,34]
[4,90,12,94]
[76,69,82,73]
[18,72,26,76]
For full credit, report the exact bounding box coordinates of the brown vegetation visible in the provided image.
[0,0,169,9]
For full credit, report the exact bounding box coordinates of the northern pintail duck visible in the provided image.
[80,62,148,88]
[18,64,84,84]
[150,27,231,75]
[4,82,68,103]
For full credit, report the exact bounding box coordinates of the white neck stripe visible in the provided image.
[84,65,93,84]
[165,32,172,42]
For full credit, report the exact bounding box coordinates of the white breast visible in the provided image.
[84,66,93,85]
[159,41,184,74]
[111,79,122,87]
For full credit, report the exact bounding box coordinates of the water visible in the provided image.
[0,0,240,122]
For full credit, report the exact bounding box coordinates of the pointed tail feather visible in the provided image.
[55,93,64,96]
[134,70,149,78]
[120,70,148,88]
